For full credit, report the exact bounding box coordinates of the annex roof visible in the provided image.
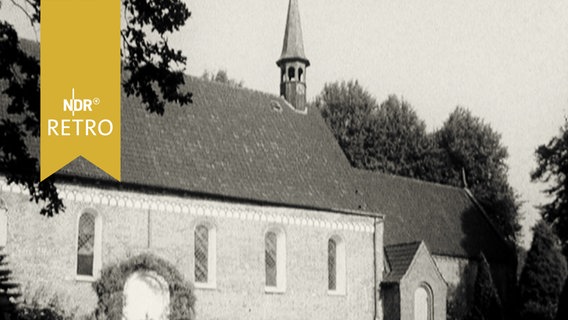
[353,169,514,262]
[383,242,421,283]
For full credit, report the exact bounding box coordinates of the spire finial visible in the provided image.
[277,0,310,67]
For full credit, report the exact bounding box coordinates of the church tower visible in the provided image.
[277,0,310,111]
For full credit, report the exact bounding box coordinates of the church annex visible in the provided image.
[0,0,516,319]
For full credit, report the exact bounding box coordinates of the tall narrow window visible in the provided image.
[298,68,304,82]
[194,222,216,288]
[77,212,95,276]
[194,225,209,283]
[265,228,286,292]
[328,238,337,290]
[76,210,101,279]
[328,235,346,294]
[265,231,277,287]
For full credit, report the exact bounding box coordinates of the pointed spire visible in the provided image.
[277,0,310,67]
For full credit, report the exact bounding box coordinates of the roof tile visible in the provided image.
[53,77,362,213]
[353,169,514,261]
[383,242,421,282]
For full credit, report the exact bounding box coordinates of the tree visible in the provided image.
[466,253,503,320]
[200,69,244,87]
[0,0,192,216]
[315,82,435,177]
[532,120,568,255]
[363,95,437,178]
[315,80,377,167]
[518,220,567,320]
[432,106,520,240]
[316,83,520,241]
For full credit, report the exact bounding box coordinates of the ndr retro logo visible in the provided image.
[47,88,114,137]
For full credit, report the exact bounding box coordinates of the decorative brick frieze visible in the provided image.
[0,179,374,233]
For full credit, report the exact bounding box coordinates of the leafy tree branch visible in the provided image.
[0,0,193,215]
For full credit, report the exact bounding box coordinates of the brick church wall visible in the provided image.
[0,179,382,320]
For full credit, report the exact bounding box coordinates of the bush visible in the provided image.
[518,221,567,320]
[465,254,503,320]
[92,253,195,320]
[13,285,76,320]
[14,305,69,320]
[447,297,467,320]
[556,278,568,320]
[0,248,19,316]
[448,296,472,320]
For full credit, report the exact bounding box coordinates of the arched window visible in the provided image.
[328,235,346,294]
[328,238,337,290]
[298,68,304,82]
[76,210,101,278]
[288,67,295,81]
[265,228,286,292]
[281,68,286,82]
[265,231,277,287]
[194,223,217,288]
[414,284,433,320]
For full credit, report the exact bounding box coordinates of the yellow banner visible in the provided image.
[41,0,120,181]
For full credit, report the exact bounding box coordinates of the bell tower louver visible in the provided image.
[276,0,310,111]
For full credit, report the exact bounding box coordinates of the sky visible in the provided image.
[3,0,568,247]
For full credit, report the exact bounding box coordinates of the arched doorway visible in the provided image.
[414,284,433,320]
[123,271,170,320]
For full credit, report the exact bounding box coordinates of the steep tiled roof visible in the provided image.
[2,39,366,214]
[51,77,364,213]
[383,242,421,282]
[353,169,514,262]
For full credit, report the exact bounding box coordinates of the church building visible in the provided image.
[0,1,516,319]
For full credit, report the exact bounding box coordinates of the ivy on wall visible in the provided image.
[92,253,196,320]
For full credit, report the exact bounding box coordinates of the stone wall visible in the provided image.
[0,179,382,320]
